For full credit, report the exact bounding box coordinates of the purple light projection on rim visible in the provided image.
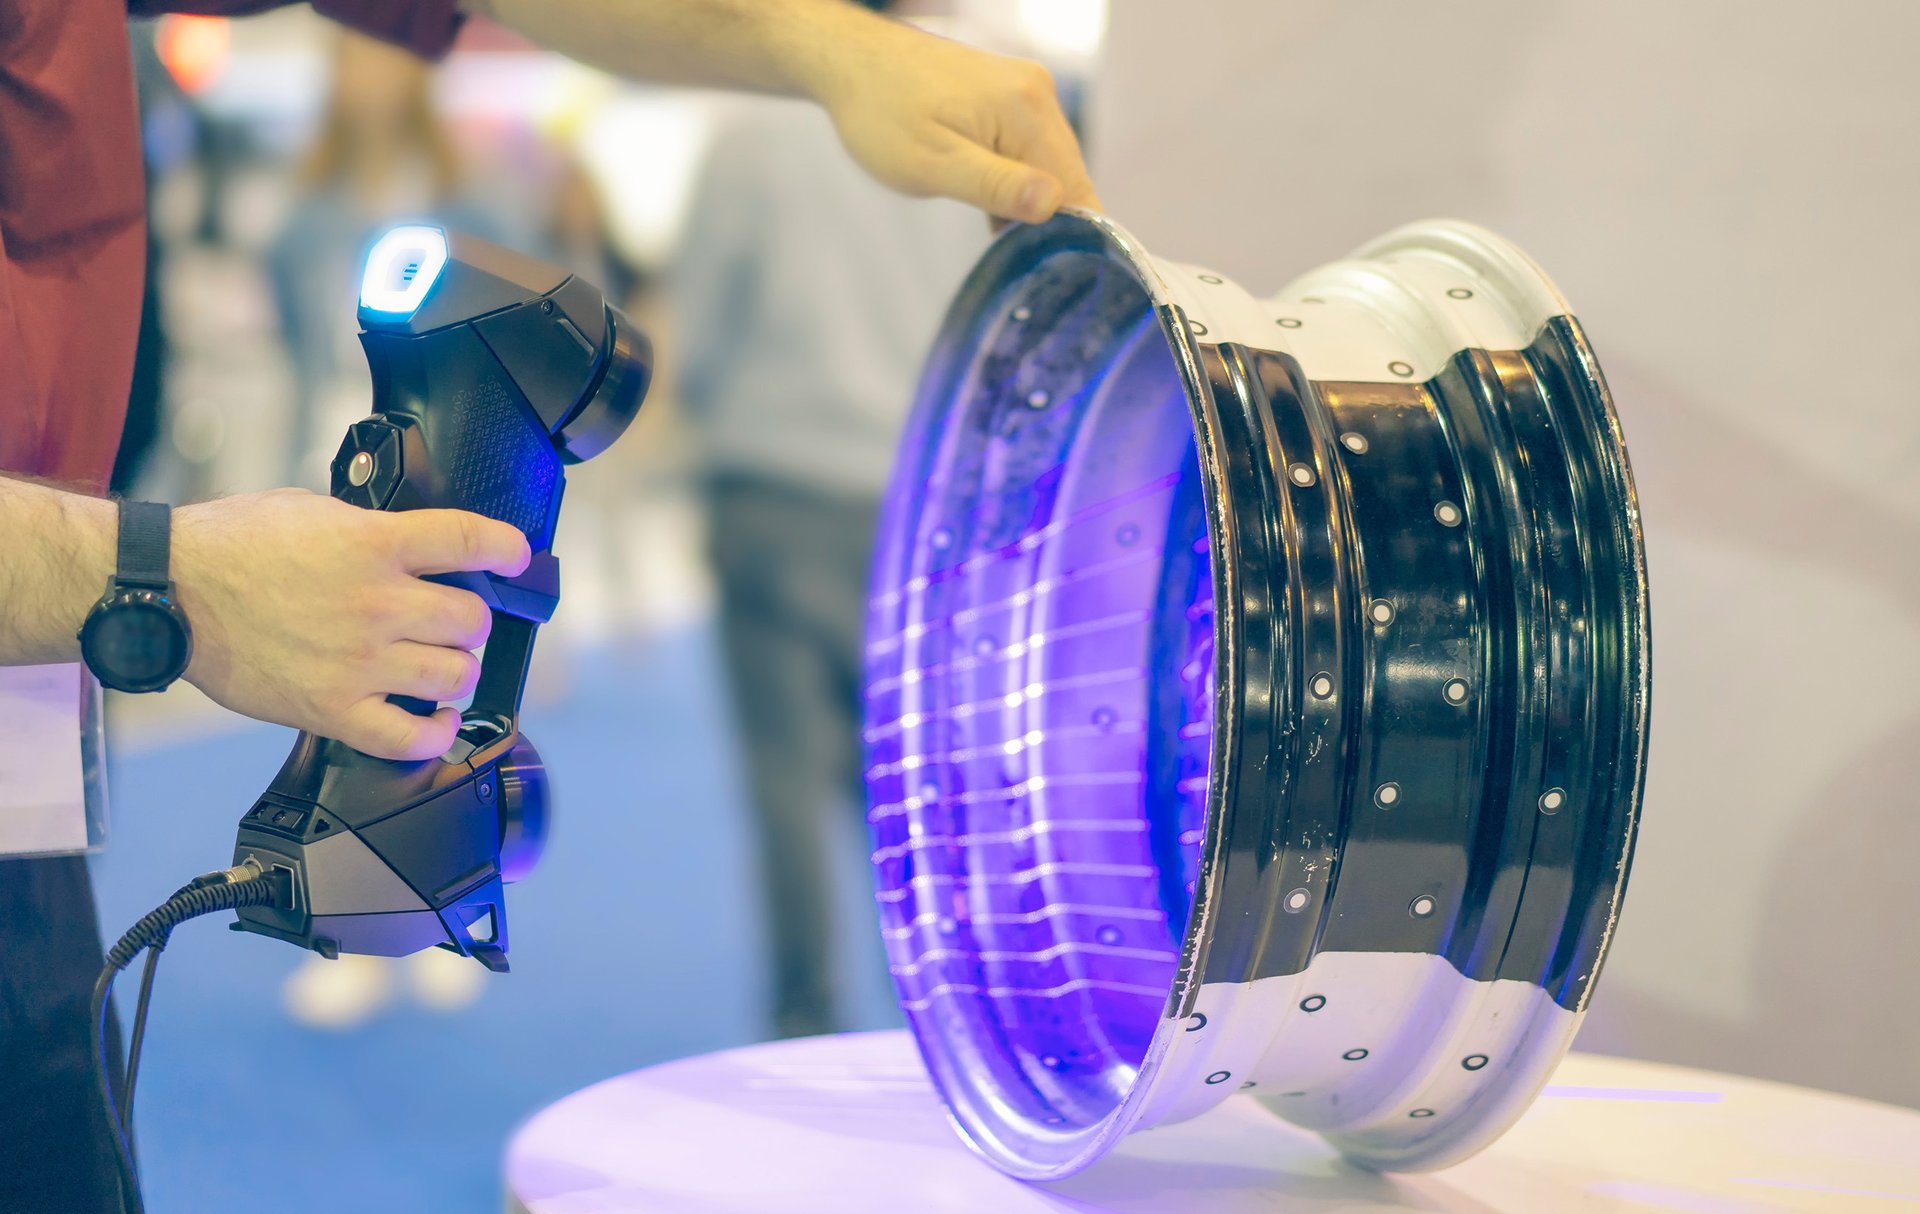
[865,241,1213,1154]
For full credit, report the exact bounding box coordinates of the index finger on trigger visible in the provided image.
[395,510,532,578]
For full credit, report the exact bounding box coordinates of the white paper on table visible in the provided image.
[0,663,93,856]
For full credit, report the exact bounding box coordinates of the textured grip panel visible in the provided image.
[441,373,562,545]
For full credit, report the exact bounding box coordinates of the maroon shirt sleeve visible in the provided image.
[0,0,150,488]
[125,1,467,60]
[0,0,466,488]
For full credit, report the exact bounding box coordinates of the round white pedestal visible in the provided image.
[505,1030,1920,1213]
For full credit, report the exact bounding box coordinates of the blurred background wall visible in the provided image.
[1092,0,1920,1110]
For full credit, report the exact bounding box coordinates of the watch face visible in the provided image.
[85,596,190,691]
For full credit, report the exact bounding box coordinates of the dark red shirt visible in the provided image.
[0,0,463,490]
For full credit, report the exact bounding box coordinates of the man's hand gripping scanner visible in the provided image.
[230,226,649,971]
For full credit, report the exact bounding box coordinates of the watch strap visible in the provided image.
[116,499,172,590]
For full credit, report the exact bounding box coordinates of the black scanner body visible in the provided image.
[232,229,649,971]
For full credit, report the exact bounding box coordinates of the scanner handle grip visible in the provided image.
[382,610,538,730]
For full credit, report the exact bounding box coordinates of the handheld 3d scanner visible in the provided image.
[229,226,650,972]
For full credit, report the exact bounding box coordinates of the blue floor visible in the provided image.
[92,622,900,1213]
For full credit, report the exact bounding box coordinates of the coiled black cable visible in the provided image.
[92,862,292,1214]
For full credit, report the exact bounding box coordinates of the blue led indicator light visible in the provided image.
[360,224,449,317]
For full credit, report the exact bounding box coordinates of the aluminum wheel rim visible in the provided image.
[864,211,1650,1179]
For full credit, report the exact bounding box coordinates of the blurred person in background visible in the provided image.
[2,1,1094,1208]
[672,1,989,1039]
[264,28,511,486]
[547,154,643,314]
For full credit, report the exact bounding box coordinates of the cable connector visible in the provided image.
[220,857,295,908]
[102,863,291,971]
[93,861,300,1214]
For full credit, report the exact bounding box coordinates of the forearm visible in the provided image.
[0,478,115,665]
[463,0,882,102]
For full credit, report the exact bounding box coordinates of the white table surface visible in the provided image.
[505,1029,1920,1213]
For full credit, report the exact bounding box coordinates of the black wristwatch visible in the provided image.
[78,500,194,693]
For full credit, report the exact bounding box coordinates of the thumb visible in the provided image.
[934,141,1064,225]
